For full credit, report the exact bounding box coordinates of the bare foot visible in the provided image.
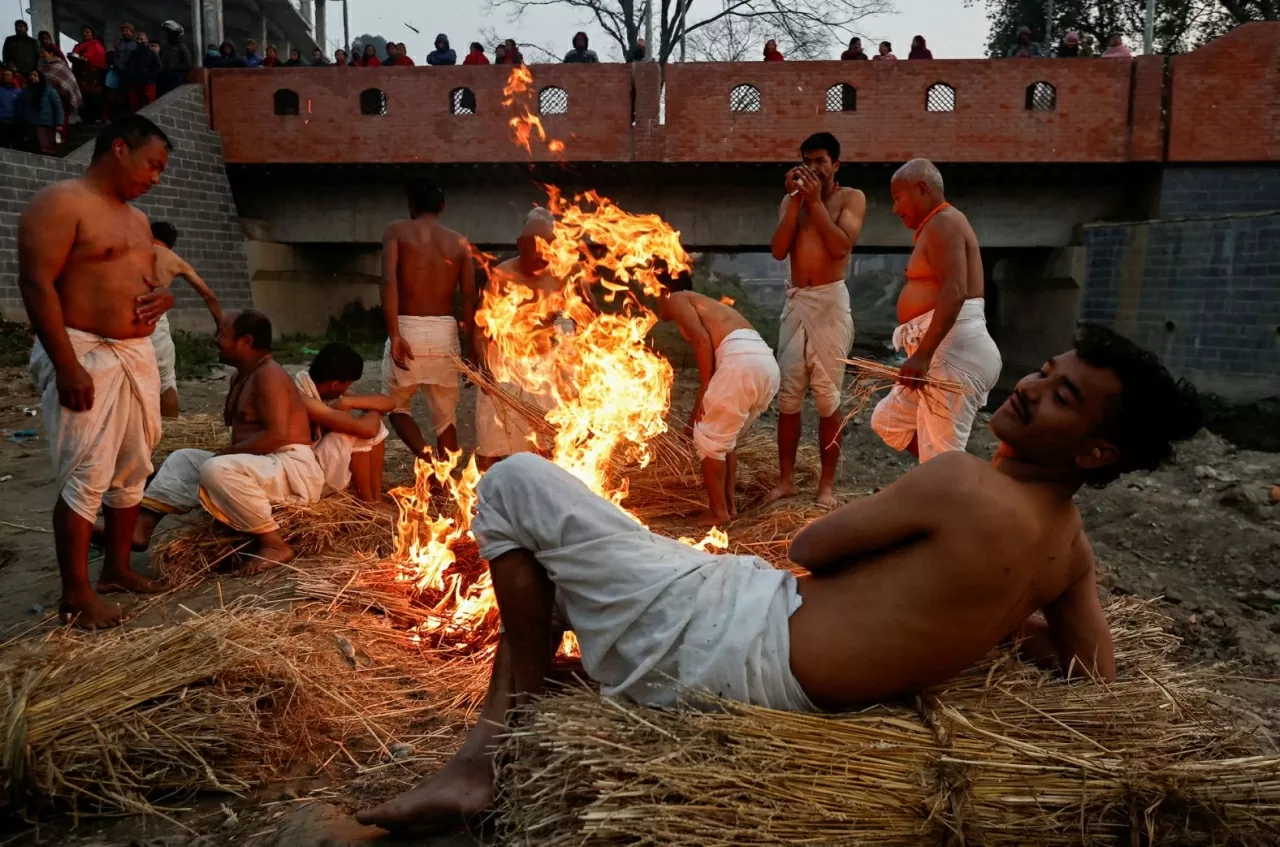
[695,509,731,528]
[728,501,739,520]
[816,483,839,511]
[60,594,124,629]
[235,540,296,577]
[356,756,493,832]
[97,568,167,595]
[763,480,797,505]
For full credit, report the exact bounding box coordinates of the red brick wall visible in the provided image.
[1167,23,1280,163]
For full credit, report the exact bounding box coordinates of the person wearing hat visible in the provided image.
[1006,25,1044,58]
[426,34,456,65]
[1057,30,1082,57]
[157,20,192,95]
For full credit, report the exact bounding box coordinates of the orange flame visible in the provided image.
[502,65,564,156]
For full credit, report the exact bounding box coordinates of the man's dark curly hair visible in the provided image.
[1074,323,1203,486]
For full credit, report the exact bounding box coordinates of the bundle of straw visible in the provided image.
[154,494,395,588]
[496,601,1280,846]
[842,356,968,419]
[151,414,229,464]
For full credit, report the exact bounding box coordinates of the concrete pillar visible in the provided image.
[190,0,204,57]
[103,0,126,46]
[202,0,223,46]
[258,15,268,51]
[315,0,326,53]
[989,247,1086,384]
[30,0,56,41]
[301,0,313,25]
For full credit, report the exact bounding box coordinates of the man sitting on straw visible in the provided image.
[357,325,1203,832]
[129,311,324,571]
[657,275,780,526]
[21,115,176,629]
[380,180,477,461]
[871,159,1003,462]
[150,221,222,419]
[768,132,865,510]
[294,342,394,502]
[475,208,573,471]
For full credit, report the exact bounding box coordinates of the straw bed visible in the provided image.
[496,600,1280,846]
[151,414,229,464]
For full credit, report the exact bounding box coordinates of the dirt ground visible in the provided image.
[0,359,1277,846]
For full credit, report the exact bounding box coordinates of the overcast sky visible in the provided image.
[329,0,990,61]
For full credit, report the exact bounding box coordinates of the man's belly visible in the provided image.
[788,236,849,288]
[896,281,939,324]
[59,275,155,340]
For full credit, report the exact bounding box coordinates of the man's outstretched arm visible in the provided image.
[1041,537,1116,682]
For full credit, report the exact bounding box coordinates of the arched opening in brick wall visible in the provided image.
[926,82,956,113]
[825,83,856,113]
[729,84,761,113]
[273,88,299,116]
[451,87,476,115]
[360,88,388,116]
[1025,82,1057,112]
[539,86,568,115]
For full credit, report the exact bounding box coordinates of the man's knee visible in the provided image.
[61,478,105,523]
[814,388,843,419]
[870,396,916,452]
[692,422,731,463]
[198,455,241,492]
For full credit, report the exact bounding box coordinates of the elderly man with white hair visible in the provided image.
[871,158,1002,462]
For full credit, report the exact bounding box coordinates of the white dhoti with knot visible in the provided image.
[871,298,1003,462]
[473,453,815,711]
[142,444,325,534]
[693,329,780,461]
[30,330,162,522]
[294,371,388,493]
[381,315,460,436]
[776,280,854,418]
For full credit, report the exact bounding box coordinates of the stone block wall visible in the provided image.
[0,84,251,326]
[1159,166,1280,218]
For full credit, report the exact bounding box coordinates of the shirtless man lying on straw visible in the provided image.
[294,342,395,502]
[768,131,866,510]
[129,311,324,571]
[20,115,176,628]
[357,324,1202,832]
[871,159,1003,462]
[657,276,780,526]
[380,179,477,460]
[150,220,222,419]
[475,208,570,471]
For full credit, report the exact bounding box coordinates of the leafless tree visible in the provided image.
[485,0,895,65]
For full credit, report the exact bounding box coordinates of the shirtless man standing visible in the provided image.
[20,115,176,628]
[150,221,222,418]
[380,180,477,459]
[131,311,324,571]
[657,276,780,525]
[355,324,1202,830]
[871,159,1003,461]
[768,132,866,509]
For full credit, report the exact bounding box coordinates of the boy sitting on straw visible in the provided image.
[294,342,394,502]
[656,276,780,526]
[357,325,1202,832]
[128,311,324,572]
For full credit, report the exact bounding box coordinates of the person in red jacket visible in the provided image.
[463,42,489,65]
[70,25,107,122]
[354,43,381,67]
[763,39,784,61]
[261,44,283,67]
[388,42,415,66]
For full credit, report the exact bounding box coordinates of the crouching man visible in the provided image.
[295,342,395,502]
[131,311,324,571]
[657,276,780,526]
[356,325,1202,831]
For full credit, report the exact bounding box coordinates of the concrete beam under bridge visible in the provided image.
[229,163,1156,252]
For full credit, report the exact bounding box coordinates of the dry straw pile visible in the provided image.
[496,601,1280,846]
[151,414,230,465]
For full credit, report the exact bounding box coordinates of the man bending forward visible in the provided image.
[657,277,780,526]
[357,324,1202,830]
[131,311,323,571]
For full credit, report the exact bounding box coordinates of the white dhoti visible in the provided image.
[142,444,325,534]
[294,371,389,492]
[871,298,1003,462]
[473,453,815,711]
[693,329,781,461]
[151,313,177,394]
[381,315,460,436]
[776,280,854,418]
[30,330,162,522]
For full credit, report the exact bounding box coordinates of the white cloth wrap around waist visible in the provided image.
[693,329,781,461]
[473,453,815,711]
[776,280,854,418]
[151,313,177,394]
[384,315,460,386]
[294,370,389,492]
[30,329,161,522]
[871,298,1003,462]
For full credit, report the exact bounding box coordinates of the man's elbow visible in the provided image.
[787,531,815,567]
[769,244,788,262]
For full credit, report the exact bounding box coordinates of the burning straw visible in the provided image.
[495,600,1280,846]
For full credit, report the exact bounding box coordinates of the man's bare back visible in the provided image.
[20,178,157,340]
[779,186,864,289]
[666,290,752,351]
[382,217,472,317]
[898,204,983,325]
[788,450,1109,708]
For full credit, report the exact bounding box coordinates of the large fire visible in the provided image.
[388,67,724,656]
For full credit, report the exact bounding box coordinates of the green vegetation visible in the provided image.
[0,321,34,368]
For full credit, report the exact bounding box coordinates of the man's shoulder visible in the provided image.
[900,450,992,495]
[23,178,89,217]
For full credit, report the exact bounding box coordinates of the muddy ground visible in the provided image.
[0,360,1277,846]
